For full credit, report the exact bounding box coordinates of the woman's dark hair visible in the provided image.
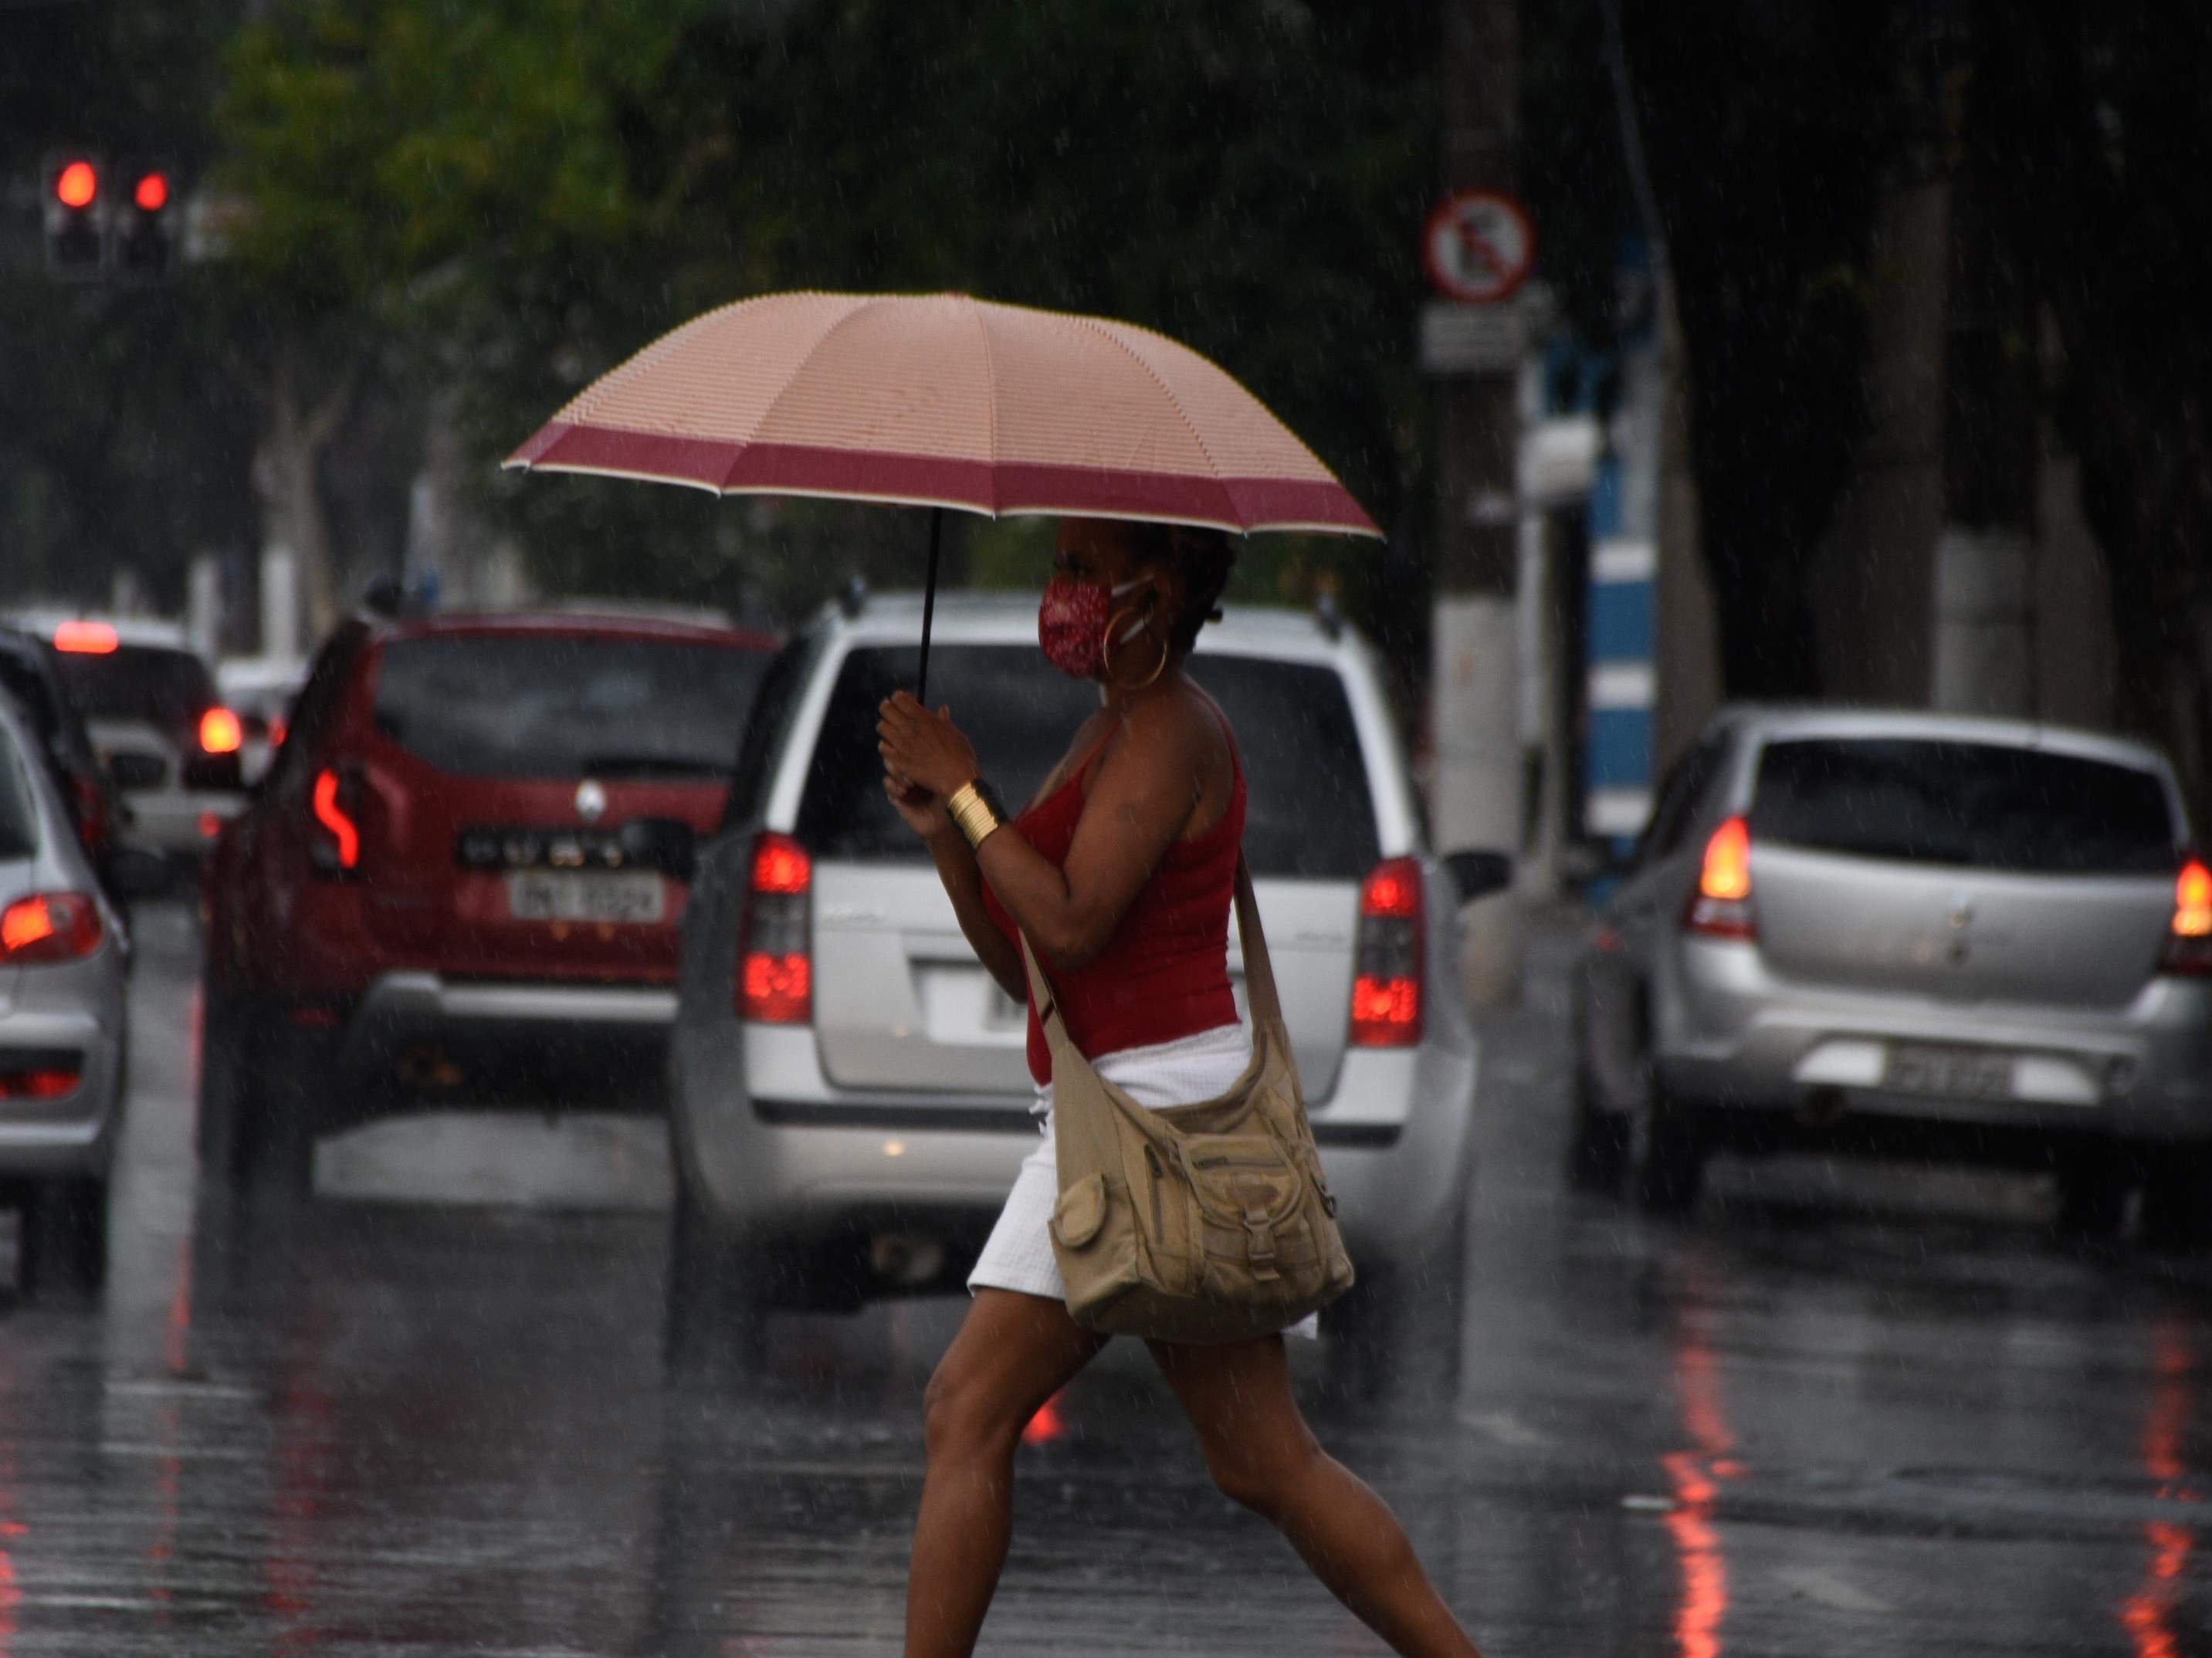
[1121,521,1238,651]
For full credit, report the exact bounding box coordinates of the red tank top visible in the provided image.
[983,722,1245,1085]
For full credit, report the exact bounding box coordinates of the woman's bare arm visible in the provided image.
[879,689,1224,971]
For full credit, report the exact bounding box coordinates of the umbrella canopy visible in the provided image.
[505,290,1380,538]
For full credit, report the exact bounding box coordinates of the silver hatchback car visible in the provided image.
[0,690,135,1293]
[1573,707,2212,1239]
[667,593,1504,1359]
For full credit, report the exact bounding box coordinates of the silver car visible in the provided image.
[31,618,250,868]
[0,690,135,1293]
[667,593,1505,1365]
[1573,707,2212,1240]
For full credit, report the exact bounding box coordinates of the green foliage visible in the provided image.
[212,0,1441,641]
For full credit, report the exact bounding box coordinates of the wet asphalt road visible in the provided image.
[2,902,2210,1655]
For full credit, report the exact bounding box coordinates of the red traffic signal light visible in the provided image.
[54,159,98,209]
[115,157,177,280]
[42,151,107,279]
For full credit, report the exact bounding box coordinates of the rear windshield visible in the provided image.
[372,636,772,780]
[1750,738,2178,875]
[54,645,214,730]
[794,645,1381,879]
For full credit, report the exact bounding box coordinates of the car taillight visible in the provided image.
[0,1066,80,1099]
[738,831,812,1024]
[2159,857,2212,977]
[68,772,110,854]
[310,766,363,877]
[1685,815,1757,941]
[198,706,244,754]
[1350,856,1424,1047]
[0,892,103,965]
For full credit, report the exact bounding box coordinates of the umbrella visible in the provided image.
[506,290,1380,699]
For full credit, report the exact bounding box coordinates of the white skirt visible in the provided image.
[968,1021,1319,1338]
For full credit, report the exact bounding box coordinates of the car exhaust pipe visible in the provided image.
[395,1042,466,1091]
[1799,1085,1847,1128]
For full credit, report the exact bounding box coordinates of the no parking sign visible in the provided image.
[1422,189,1536,306]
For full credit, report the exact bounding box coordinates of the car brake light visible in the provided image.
[198,706,243,754]
[0,892,103,964]
[311,766,362,875]
[1685,815,1757,941]
[2159,857,2212,977]
[1351,856,1424,1047]
[739,831,812,1023]
[53,621,117,655]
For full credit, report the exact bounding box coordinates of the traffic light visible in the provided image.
[41,152,107,279]
[114,159,176,279]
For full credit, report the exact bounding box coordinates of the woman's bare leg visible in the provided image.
[905,1289,1106,1658]
[1148,1335,1485,1658]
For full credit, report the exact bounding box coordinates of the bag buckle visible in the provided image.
[1242,1205,1280,1281]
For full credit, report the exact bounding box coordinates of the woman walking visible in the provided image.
[876,517,1485,1658]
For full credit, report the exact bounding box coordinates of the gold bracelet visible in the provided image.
[945,779,1005,851]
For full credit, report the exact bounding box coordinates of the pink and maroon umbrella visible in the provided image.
[506,290,1379,697]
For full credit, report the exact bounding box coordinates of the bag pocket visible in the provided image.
[1051,1172,1110,1251]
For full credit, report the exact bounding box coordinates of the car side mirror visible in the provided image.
[103,847,171,900]
[620,817,697,883]
[1443,849,1513,904]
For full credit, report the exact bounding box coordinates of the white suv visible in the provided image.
[667,593,1504,1367]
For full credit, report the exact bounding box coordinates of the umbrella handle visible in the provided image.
[916,506,943,705]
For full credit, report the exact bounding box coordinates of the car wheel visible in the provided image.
[1634,1094,1709,1216]
[218,1009,321,1203]
[1323,1196,1468,1408]
[664,1151,778,1378]
[2053,1146,2129,1240]
[2138,1148,2212,1253]
[19,1176,109,1298]
[195,992,246,1178]
[1567,1064,1631,1193]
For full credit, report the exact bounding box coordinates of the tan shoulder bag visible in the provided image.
[1018,854,1356,1345]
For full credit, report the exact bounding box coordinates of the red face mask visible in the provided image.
[1038,575,1147,679]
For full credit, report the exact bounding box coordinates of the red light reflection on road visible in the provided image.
[1021,1390,1067,1447]
[2121,1318,2197,1658]
[1665,1320,1735,1658]
[0,1359,20,1657]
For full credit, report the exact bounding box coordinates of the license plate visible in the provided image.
[505,870,666,924]
[1885,1044,2013,1101]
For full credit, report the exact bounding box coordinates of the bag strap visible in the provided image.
[1230,851,1286,1034]
[1015,846,1286,1053]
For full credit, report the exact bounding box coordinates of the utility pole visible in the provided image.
[1428,0,1524,1002]
[1931,16,2038,716]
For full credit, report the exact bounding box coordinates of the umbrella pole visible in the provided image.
[916,506,943,705]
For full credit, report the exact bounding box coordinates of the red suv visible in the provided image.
[201,610,778,1193]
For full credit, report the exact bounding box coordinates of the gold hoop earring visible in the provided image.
[1101,606,1169,689]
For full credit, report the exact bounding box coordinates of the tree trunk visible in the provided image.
[252,338,354,651]
[1929,13,2041,717]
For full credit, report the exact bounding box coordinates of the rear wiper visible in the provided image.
[577,753,730,780]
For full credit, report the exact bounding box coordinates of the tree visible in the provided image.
[210,1,1444,647]
[1623,0,1900,699]
[1978,0,2212,817]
